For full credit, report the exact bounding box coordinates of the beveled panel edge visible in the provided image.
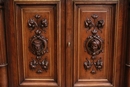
[74,1,118,5]
[14,0,60,1]
[74,79,113,87]
[20,81,59,86]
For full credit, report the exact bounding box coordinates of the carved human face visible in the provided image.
[88,39,100,52]
[91,41,98,51]
[32,39,44,51]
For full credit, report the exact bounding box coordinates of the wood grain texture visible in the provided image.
[73,0,117,1]
[125,2,130,87]
[14,0,60,1]
[3,0,129,87]
[0,3,8,87]
[66,0,74,87]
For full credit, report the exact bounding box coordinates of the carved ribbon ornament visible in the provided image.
[28,15,49,73]
[84,14,104,74]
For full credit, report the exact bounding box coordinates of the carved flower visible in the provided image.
[94,58,103,70]
[91,14,98,19]
[41,59,49,71]
[85,19,93,29]
[84,58,92,70]
[97,20,105,29]
[30,60,37,69]
[41,19,48,29]
[35,14,41,19]
[28,19,38,30]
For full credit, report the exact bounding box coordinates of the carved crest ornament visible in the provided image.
[28,14,49,73]
[84,14,104,74]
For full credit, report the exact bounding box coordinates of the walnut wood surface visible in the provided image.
[125,2,130,87]
[0,2,8,87]
[2,0,129,87]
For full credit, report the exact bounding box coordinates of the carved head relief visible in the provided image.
[88,39,101,52]
[30,30,48,56]
[85,35,103,56]
[32,39,45,55]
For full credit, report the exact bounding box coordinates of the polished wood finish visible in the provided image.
[0,1,8,87]
[74,3,115,86]
[66,0,128,87]
[125,2,130,87]
[5,1,64,86]
[1,0,129,87]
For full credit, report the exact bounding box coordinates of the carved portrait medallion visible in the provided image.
[29,30,48,56]
[85,34,103,56]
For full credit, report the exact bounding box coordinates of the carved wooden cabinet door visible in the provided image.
[66,0,128,87]
[5,0,66,87]
[2,0,128,87]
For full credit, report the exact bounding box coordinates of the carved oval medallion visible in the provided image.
[29,30,48,56]
[85,35,103,56]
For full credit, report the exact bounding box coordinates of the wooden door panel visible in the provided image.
[15,2,61,87]
[74,2,116,87]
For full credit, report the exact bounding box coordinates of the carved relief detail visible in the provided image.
[85,14,105,32]
[29,58,49,73]
[84,58,103,74]
[84,14,104,74]
[28,14,48,32]
[28,14,49,73]
[29,30,48,58]
[28,19,38,30]
[84,30,103,56]
[84,58,92,70]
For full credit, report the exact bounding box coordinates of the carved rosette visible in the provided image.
[28,14,49,73]
[84,14,104,74]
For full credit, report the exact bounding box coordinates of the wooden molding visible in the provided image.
[14,0,60,1]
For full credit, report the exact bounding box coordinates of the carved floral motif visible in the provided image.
[84,14,104,74]
[84,14,105,32]
[28,14,48,32]
[84,19,94,30]
[30,58,49,73]
[28,19,38,30]
[84,58,103,74]
[28,14,49,73]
